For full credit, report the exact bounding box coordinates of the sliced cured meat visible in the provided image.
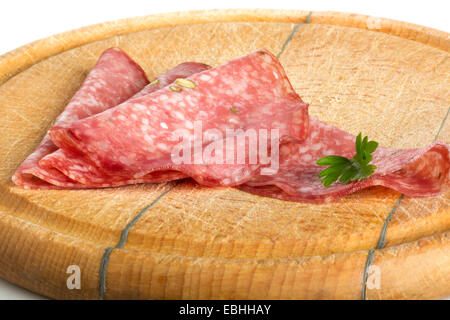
[241,118,449,203]
[35,62,210,188]
[12,48,210,189]
[12,47,149,189]
[38,148,188,187]
[14,47,447,202]
[48,49,309,187]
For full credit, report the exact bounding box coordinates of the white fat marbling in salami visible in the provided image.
[48,49,309,187]
[241,118,449,203]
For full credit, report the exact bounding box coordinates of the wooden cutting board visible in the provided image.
[0,9,449,300]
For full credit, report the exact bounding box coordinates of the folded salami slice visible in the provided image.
[48,50,309,187]
[12,48,210,189]
[36,61,210,188]
[241,118,449,203]
[12,48,149,189]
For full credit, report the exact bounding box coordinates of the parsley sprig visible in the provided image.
[317,133,378,187]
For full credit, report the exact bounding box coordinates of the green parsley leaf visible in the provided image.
[317,133,378,187]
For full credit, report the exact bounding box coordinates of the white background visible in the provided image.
[1,0,449,55]
[0,0,448,299]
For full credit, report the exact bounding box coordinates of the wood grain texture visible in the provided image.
[0,9,448,300]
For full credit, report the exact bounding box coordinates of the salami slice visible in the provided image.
[12,48,149,189]
[36,61,210,188]
[48,49,309,187]
[12,47,448,203]
[241,118,449,203]
[12,48,210,189]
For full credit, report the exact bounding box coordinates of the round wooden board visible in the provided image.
[0,9,449,300]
